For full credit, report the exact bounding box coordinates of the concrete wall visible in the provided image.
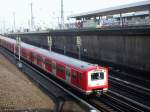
[19,34,150,72]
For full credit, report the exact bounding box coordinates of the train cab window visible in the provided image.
[100,72,104,79]
[91,73,99,80]
[91,72,104,81]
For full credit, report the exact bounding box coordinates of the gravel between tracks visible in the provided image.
[0,53,54,112]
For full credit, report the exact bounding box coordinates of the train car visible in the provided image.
[0,36,108,96]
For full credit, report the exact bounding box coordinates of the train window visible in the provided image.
[57,66,65,73]
[45,61,52,67]
[79,73,82,79]
[72,71,77,79]
[127,17,132,20]
[140,16,145,19]
[37,57,43,62]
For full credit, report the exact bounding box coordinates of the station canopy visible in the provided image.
[68,0,150,19]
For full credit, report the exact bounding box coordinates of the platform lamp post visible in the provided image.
[47,36,52,51]
[76,36,82,60]
[16,36,22,68]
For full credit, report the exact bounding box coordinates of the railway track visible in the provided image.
[89,79,150,112]
[108,74,150,111]
[102,91,146,112]
[110,78,150,105]
[87,98,115,112]
[109,76,150,96]
[110,69,150,89]
[108,90,150,111]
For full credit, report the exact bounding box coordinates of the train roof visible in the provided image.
[0,36,16,44]
[0,36,36,49]
[39,48,94,70]
[21,42,38,49]
[21,40,95,70]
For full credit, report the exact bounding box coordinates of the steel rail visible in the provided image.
[108,90,150,111]
[109,75,150,93]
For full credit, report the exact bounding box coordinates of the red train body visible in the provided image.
[0,36,108,95]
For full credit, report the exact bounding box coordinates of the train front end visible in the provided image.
[86,65,108,96]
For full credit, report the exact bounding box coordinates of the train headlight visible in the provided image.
[103,88,108,92]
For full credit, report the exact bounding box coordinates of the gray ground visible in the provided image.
[0,53,54,112]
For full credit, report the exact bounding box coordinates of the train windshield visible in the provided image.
[91,72,104,81]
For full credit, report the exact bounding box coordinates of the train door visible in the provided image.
[42,57,45,69]
[34,53,37,64]
[13,44,16,54]
[78,72,83,88]
[66,66,71,83]
[52,61,56,75]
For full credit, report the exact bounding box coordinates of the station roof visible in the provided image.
[68,0,150,19]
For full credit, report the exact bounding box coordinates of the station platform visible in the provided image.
[0,53,54,112]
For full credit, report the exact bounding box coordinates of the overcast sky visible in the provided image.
[0,0,146,31]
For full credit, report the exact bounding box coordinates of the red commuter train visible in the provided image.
[0,36,108,95]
